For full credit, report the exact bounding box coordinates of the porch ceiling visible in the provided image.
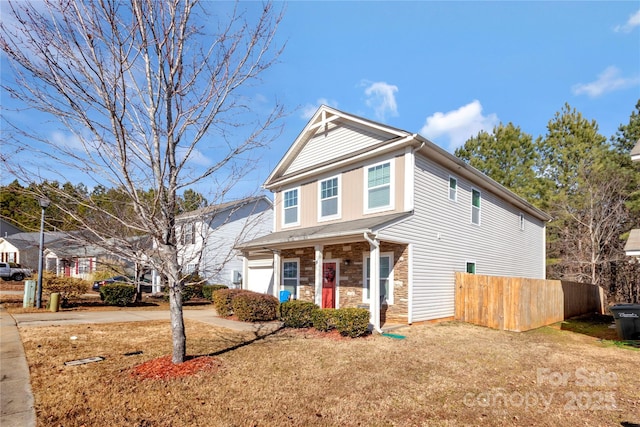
[237,211,412,251]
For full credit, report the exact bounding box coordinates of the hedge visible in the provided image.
[202,284,229,301]
[212,288,250,317]
[100,284,136,306]
[280,300,318,328]
[311,308,335,332]
[333,307,370,337]
[232,292,279,322]
[42,273,90,300]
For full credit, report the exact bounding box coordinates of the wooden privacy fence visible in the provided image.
[454,273,603,332]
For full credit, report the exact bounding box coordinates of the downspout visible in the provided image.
[364,231,383,334]
[407,138,424,326]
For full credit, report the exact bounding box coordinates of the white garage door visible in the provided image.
[246,261,274,295]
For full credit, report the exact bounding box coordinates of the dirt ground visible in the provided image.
[16,314,640,426]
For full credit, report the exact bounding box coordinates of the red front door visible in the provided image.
[322,262,336,308]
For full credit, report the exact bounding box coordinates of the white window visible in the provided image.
[282,259,299,298]
[77,258,90,275]
[471,188,481,225]
[519,213,525,231]
[365,160,393,212]
[318,175,340,220]
[449,176,457,202]
[363,253,393,304]
[185,263,197,274]
[283,188,299,226]
[182,223,195,245]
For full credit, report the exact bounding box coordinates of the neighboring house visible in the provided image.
[175,196,273,288]
[0,231,66,268]
[0,218,24,238]
[624,138,640,258]
[237,105,552,331]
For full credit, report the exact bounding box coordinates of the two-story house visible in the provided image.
[238,106,551,331]
[175,195,273,288]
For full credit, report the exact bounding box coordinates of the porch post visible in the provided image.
[273,250,281,297]
[242,255,248,290]
[364,232,381,332]
[314,244,323,306]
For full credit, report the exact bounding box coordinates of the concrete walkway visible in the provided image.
[0,306,282,427]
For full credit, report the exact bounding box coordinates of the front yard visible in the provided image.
[18,316,639,426]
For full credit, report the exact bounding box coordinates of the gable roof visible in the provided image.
[176,195,272,222]
[631,138,640,162]
[0,218,24,237]
[0,231,67,250]
[265,105,551,222]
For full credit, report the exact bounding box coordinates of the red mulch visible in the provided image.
[130,355,222,380]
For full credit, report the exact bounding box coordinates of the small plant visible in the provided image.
[280,300,318,328]
[232,292,279,322]
[333,307,370,337]
[202,284,229,301]
[100,283,136,306]
[311,308,335,332]
[212,288,249,317]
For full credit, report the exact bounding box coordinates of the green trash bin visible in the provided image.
[609,304,640,340]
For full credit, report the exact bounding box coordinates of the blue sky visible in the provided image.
[2,1,639,201]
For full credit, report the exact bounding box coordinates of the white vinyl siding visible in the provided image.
[365,160,394,213]
[318,175,340,221]
[377,154,547,323]
[283,188,299,226]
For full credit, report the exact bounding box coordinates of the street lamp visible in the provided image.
[36,197,50,309]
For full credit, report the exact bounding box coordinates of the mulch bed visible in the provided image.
[130,355,222,380]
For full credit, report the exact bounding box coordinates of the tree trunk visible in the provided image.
[169,284,186,364]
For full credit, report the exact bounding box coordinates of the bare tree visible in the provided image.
[1,0,283,363]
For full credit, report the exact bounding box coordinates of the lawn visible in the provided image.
[18,316,640,426]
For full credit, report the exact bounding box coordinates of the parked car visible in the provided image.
[0,262,33,281]
[92,276,152,292]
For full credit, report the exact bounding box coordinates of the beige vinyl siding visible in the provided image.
[274,155,406,231]
[285,122,392,175]
[379,153,546,322]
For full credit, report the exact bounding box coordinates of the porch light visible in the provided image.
[344,259,351,266]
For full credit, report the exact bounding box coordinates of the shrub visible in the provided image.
[100,284,136,306]
[163,282,208,302]
[202,284,229,301]
[232,292,279,322]
[212,288,249,317]
[42,273,90,306]
[333,307,370,337]
[311,308,336,332]
[280,300,318,328]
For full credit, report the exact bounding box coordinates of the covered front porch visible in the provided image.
[238,213,412,331]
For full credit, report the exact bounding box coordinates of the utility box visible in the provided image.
[23,280,36,308]
[609,304,640,340]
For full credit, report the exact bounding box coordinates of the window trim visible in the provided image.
[282,187,300,228]
[282,258,300,299]
[182,223,195,245]
[362,252,394,305]
[448,176,458,202]
[471,188,481,226]
[317,174,341,222]
[364,159,395,214]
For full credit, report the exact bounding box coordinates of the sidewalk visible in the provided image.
[0,306,282,427]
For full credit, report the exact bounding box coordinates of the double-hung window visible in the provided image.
[282,259,299,298]
[363,253,393,304]
[182,223,195,245]
[283,188,299,226]
[366,160,393,212]
[449,177,457,202]
[471,188,481,225]
[319,176,340,220]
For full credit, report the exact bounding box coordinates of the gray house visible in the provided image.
[238,105,551,330]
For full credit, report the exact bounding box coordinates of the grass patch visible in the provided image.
[560,313,640,351]
[19,320,640,426]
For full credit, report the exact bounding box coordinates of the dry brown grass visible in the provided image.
[18,318,640,427]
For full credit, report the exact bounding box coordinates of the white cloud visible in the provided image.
[300,98,339,119]
[614,9,640,33]
[419,100,499,151]
[572,66,640,98]
[362,81,399,121]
